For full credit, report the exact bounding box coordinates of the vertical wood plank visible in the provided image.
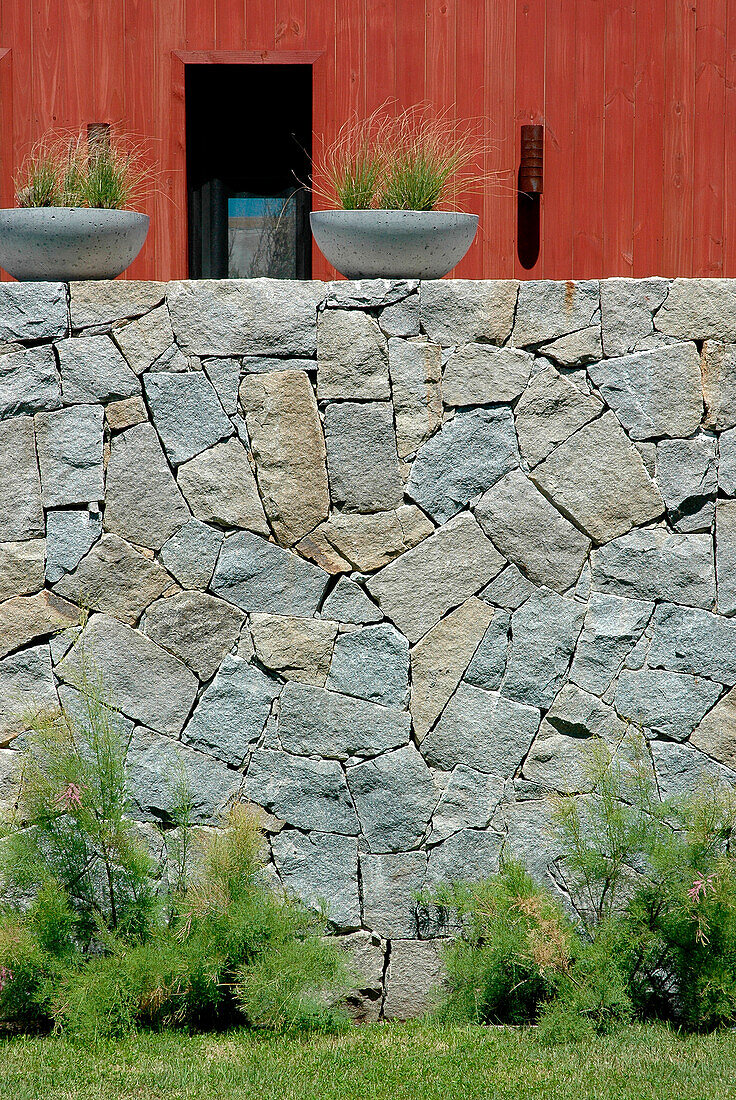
[334,0,364,126]
[543,0,576,277]
[693,0,726,276]
[632,0,666,275]
[304,0,337,278]
[59,0,95,131]
[216,0,246,50]
[364,0,395,115]
[514,0,546,278]
[662,0,696,276]
[245,0,276,50]
[93,1,126,125]
[0,50,13,216]
[572,0,605,277]
[185,0,216,49]
[484,0,516,277]
[454,0,485,277]
[153,0,186,280]
[275,0,307,49]
[395,0,425,109]
[425,0,456,113]
[32,0,63,133]
[725,0,736,273]
[602,0,635,276]
[124,0,157,277]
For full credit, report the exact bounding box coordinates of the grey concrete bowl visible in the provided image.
[0,208,150,281]
[310,209,479,279]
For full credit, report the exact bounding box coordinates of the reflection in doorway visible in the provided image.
[186,64,312,279]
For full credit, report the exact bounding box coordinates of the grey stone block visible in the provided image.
[501,589,585,708]
[590,527,715,609]
[176,437,269,534]
[271,830,361,930]
[211,530,330,615]
[0,345,61,417]
[648,603,736,685]
[346,744,438,852]
[183,653,279,765]
[0,282,67,341]
[511,280,599,346]
[326,623,409,707]
[614,668,723,742]
[45,508,102,584]
[160,518,223,589]
[245,749,359,835]
[57,334,139,404]
[53,532,170,624]
[317,308,390,400]
[104,422,190,551]
[420,279,518,346]
[35,404,104,507]
[278,681,410,761]
[361,850,428,937]
[144,371,233,466]
[324,401,403,513]
[569,592,653,695]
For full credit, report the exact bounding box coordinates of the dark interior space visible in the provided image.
[186,64,312,279]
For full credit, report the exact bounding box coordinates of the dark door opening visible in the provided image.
[186,64,312,279]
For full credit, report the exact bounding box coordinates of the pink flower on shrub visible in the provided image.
[55,782,83,809]
[0,967,13,991]
[688,874,716,903]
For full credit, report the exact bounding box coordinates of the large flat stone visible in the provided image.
[53,533,171,624]
[346,744,438,852]
[176,438,269,534]
[719,427,736,496]
[245,748,359,834]
[421,682,540,775]
[590,527,715,609]
[600,278,670,356]
[524,688,628,793]
[35,404,104,507]
[614,668,723,742]
[475,468,590,594]
[126,726,242,825]
[410,597,495,741]
[538,326,602,366]
[701,341,736,430]
[531,412,664,543]
[651,738,736,800]
[442,343,533,405]
[324,401,403,513]
[0,282,67,340]
[0,539,45,600]
[383,940,447,1019]
[0,644,57,745]
[514,364,602,468]
[648,603,736,685]
[407,406,519,524]
[501,588,585,708]
[240,370,329,545]
[301,506,433,573]
[0,345,61,417]
[428,765,506,843]
[511,280,599,346]
[57,334,139,404]
[332,931,386,1023]
[143,372,233,466]
[655,278,736,340]
[70,281,165,330]
[569,592,653,695]
[0,417,43,542]
[419,279,518,346]
[113,304,177,373]
[250,614,338,686]
[587,343,703,440]
[388,337,443,457]
[326,623,409,707]
[210,530,330,615]
[716,500,736,615]
[278,681,410,760]
[361,851,428,937]
[271,830,360,930]
[159,518,223,589]
[56,614,199,736]
[142,590,244,680]
[380,290,420,337]
[45,508,102,584]
[367,513,505,643]
[480,563,540,610]
[320,577,382,624]
[167,279,324,357]
[656,434,717,532]
[426,828,504,885]
[691,686,736,770]
[0,591,79,660]
[183,653,279,764]
[317,308,389,400]
[464,609,511,691]
[104,422,190,551]
[325,278,417,310]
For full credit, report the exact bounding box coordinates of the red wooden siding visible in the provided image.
[1,0,735,279]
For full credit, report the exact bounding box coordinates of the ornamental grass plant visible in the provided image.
[15,129,149,209]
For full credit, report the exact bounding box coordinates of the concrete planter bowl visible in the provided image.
[310,209,479,280]
[0,208,150,281]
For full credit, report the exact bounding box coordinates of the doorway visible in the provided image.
[186,63,312,279]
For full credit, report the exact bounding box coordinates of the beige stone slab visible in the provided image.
[310,506,434,573]
[0,591,79,659]
[0,540,45,601]
[250,613,339,686]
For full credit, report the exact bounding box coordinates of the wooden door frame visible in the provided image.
[171,49,323,278]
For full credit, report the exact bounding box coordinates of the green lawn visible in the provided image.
[1,1024,735,1100]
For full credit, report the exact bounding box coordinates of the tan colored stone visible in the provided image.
[690,688,736,770]
[0,540,45,601]
[105,396,148,432]
[309,506,434,573]
[177,437,269,534]
[294,530,352,574]
[317,308,389,400]
[410,597,495,742]
[388,337,442,457]
[240,370,329,546]
[250,614,338,686]
[70,281,165,330]
[53,533,172,625]
[0,591,79,659]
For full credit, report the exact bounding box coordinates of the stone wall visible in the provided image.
[1,275,735,1017]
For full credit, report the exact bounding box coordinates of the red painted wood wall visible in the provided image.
[0,0,730,281]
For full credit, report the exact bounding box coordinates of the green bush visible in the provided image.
[0,680,348,1039]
